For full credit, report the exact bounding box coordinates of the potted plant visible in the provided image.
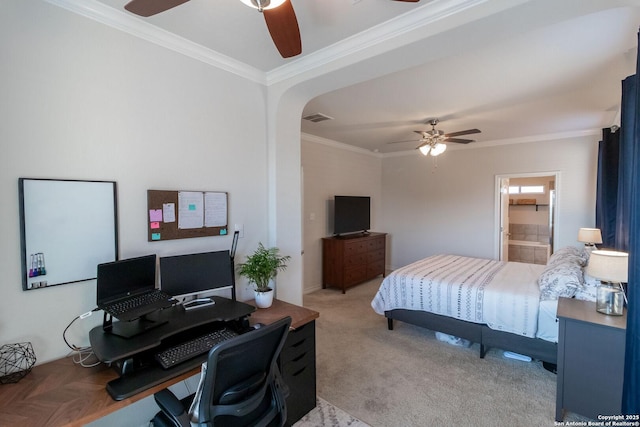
[237,243,290,308]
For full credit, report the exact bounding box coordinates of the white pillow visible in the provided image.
[574,271,600,302]
[538,255,584,301]
[547,246,588,267]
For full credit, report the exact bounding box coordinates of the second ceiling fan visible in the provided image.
[390,119,481,156]
[123,0,421,58]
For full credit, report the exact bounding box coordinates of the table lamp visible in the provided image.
[578,228,603,251]
[586,250,628,316]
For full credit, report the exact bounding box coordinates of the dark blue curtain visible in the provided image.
[596,127,620,249]
[622,31,640,415]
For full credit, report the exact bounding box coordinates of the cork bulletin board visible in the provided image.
[147,190,228,242]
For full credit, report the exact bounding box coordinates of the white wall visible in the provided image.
[299,133,598,289]
[1,0,269,363]
[381,136,598,269]
[301,136,382,293]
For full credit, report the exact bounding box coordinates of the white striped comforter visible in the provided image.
[371,255,546,338]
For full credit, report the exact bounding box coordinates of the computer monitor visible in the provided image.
[159,250,233,309]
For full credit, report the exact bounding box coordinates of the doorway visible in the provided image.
[495,172,559,262]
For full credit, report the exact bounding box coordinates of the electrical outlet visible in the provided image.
[234,223,244,238]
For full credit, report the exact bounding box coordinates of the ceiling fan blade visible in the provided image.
[124,0,189,17]
[414,130,428,137]
[263,1,302,58]
[444,128,481,138]
[393,0,421,2]
[445,138,475,144]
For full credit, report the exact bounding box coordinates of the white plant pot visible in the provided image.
[255,288,274,308]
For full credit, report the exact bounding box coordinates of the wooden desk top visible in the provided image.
[0,299,318,427]
[247,298,319,330]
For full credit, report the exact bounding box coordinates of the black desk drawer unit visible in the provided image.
[280,320,316,426]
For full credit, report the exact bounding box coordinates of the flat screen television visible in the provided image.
[333,195,371,236]
[159,250,233,309]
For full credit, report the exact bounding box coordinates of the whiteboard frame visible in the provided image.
[18,178,119,291]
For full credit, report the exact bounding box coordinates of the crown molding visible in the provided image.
[266,0,495,85]
[45,0,496,87]
[301,133,383,158]
[305,129,601,159]
[44,0,267,84]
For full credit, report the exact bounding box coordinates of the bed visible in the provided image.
[371,247,592,365]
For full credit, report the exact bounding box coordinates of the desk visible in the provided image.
[0,298,319,427]
[91,297,256,400]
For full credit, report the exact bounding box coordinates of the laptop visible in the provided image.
[97,254,175,322]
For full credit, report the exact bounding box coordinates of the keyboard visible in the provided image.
[103,290,173,321]
[155,327,239,369]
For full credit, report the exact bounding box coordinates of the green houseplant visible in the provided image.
[237,243,290,308]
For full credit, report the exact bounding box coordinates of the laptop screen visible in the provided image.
[97,254,157,304]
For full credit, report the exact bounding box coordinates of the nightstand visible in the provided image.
[556,297,627,421]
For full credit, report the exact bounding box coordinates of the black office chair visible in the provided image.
[151,316,292,427]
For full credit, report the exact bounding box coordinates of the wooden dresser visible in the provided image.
[322,232,386,293]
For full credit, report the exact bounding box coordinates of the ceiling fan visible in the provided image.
[123,0,421,58]
[390,119,481,156]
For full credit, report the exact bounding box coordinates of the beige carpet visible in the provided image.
[303,278,586,427]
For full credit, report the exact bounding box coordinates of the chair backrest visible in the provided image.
[192,316,292,427]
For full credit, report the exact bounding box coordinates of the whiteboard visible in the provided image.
[19,178,118,291]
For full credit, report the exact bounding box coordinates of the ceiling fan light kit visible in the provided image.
[239,0,287,12]
[409,118,481,157]
[418,141,446,156]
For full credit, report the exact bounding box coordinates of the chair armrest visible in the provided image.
[154,389,191,427]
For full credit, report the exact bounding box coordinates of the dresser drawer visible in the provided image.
[344,241,368,256]
[344,266,367,285]
[367,237,385,251]
[367,248,385,263]
[367,259,385,276]
[344,253,367,267]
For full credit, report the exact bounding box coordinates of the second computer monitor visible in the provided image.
[159,250,233,300]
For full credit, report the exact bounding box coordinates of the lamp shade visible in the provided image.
[578,228,603,244]
[586,250,628,283]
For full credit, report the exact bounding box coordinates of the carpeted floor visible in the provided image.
[303,277,588,427]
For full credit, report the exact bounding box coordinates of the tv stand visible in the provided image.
[322,232,386,293]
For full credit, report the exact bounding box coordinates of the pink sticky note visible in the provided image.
[149,209,162,222]
[150,222,160,229]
